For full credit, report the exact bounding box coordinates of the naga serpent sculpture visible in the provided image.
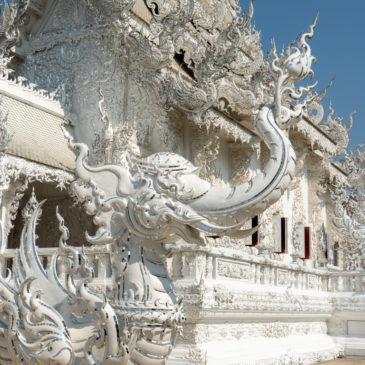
[0,17,317,365]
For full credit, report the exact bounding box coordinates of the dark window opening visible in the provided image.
[304,226,311,259]
[173,51,196,80]
[333,242,339,266]
[321,224,328,259]
[274,217,287,254]
[280,217,287,253]
[250,216,258,246]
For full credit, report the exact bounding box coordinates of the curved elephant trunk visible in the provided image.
[188,105,296,221]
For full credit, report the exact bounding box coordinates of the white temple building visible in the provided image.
[0,1,364,364]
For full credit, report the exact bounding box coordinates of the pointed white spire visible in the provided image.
[21,187,41,222]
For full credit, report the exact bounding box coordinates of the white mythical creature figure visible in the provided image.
[0,15,317,365]
[0,204,73,364]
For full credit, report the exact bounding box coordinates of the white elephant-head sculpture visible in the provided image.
[68,16,318,246]
[67,16,318,249]
[60,21,317,364]
[0,13,318,365]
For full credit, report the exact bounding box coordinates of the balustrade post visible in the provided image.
[355,275,363,292]
[338,276,344,292]
[341,276,348,291]
[255,264,262,285]
[333,276,338,292]
[294,271,298,288]
[327,276,332,291]
[269,267,275,285]
[289,271,295,288]
[302,273,306,290]
[263,266,270,285]
[349,276,354,291]
[322,275,328,291]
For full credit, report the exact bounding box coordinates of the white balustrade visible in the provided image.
[1,247,114,288]
[2,247,365,294]
[209,251,365,293]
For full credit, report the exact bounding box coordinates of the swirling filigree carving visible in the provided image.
[332,145,365,269]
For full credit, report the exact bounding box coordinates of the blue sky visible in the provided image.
[242,0,365,150]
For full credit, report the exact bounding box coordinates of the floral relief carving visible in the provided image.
[217,260,251,280]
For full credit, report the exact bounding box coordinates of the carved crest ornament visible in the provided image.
[0,0,325,363]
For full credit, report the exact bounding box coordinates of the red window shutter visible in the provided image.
[304,226,311,259]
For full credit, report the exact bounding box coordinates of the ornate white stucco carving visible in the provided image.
[0,1,364,364]
[306,77,335,125]
[0,0,322,361]
[332,145,365,270]
[0,0,29,70]
[0,154,73,239]
[320,102,356,155]
[0,107,10,154]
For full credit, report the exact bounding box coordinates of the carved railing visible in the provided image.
[214,258,328,291]
[175,245,365,293]
[211,255,325,291]
[1,248,365,294]
[0,247,114,289]
[327,270,365,293]
[213,255,365,293]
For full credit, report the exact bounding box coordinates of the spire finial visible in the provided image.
[22,187,41,223]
